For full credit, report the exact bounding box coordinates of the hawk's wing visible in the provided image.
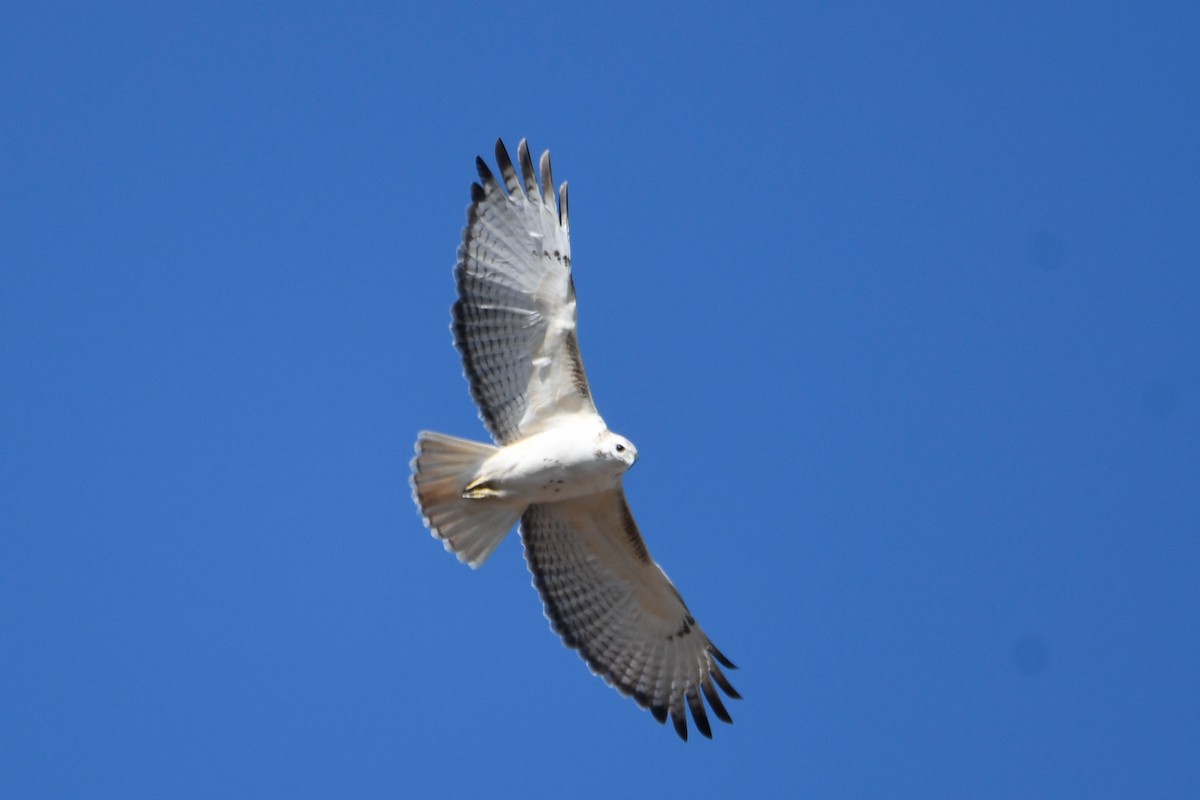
[453,139,600,445]
[521,490,740,740]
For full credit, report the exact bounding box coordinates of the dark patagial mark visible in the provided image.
[617,496,650,563]
[669,614,695,640]
[564,331,591,400]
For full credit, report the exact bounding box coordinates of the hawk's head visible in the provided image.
[597,430,638,470]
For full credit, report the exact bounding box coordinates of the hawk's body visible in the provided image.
[410,139,738,740]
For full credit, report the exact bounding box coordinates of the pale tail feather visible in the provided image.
[410,431,521,568]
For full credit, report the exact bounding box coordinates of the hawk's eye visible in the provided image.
[615,444,625,453]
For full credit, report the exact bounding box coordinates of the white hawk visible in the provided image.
[410,139,739,740]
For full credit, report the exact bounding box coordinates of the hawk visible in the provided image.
[410,139,739,739]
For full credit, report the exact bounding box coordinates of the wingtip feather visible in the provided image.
[517,139,539,198]
[539,150,555,209]
[711,662,741,700]
[475,155,494,185]
[494,139,521,195]
[687,689,712,739]
[701,677,732,724]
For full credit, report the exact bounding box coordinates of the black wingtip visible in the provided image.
[702,678,733,725]
[711,663,741,701]
[538,149,555,206]
[710,644,736,670]
[475,155,493,184]
[687,690,712,739]
[671,707,689,741]
[517,138,539,197]
[494,138,520,195]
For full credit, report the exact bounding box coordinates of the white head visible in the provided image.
[597,430,638,470]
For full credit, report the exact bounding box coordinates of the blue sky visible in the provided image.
[3,1,1198,797]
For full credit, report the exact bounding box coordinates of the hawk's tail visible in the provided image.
[410,431,521,568]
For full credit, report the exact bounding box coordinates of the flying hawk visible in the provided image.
[410,139,739,740]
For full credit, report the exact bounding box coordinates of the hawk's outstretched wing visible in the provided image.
[521,490,740,740]
[454,139,599,445]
